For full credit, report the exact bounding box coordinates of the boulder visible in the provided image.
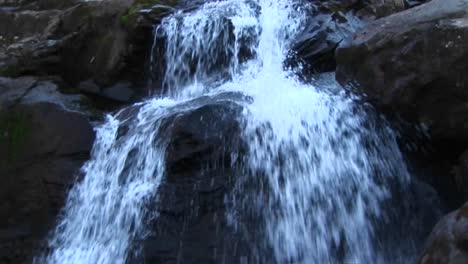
[288,1,364,75]
[0,102,95,264]
[0,76,95,113]
[0,0,179,92]
[289,0,424,75]
[336,0,468,144]
[419,202,468,264]
[117,93,254,263]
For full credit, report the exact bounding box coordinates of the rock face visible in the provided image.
[137,94,251,263]
[419,202,468,264]
[290,0,428,75]
[335,0,468,206]
[336,0,468,144]
[288,1,363,75]
[0,102,95,264]
[0,0,178,97]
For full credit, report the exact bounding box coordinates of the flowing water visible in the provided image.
[42,0,439,263]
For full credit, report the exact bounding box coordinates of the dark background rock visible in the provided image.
[0,0,179,100]
[419,202,468,264]
[0,102,95,264]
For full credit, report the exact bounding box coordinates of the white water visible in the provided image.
[43,0,428,263]
[41,99,180,264]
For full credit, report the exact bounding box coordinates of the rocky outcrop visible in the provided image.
[133,93,251,263]
[336,0,468,143]
[0,0,178,99]
[289,0,429,75]
[288,1,363,75]
[0,102,95,264]
[419,202,468,264]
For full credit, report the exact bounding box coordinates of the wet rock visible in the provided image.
[288,1,363,74]
[0,102,95,264]
[139,3,176,24]
[336,0,468,144]
[290,0,421,75]
[419,202,468,264]
[134,94,251,263]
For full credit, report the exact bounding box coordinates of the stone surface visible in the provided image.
[0,102,95,264]
[0,0,178,92]
[419,202,468,264]
[290,0,426,75]
[288,1,364,75]
[0,76,93,113]
[119,93,252,263]
[336,0,468,143]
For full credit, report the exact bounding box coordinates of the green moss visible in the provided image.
[0,111,32,166]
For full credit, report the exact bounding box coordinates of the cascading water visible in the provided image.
[41,0,439,263]
[40,100,177,264]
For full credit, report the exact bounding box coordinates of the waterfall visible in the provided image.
[42,0,438,263]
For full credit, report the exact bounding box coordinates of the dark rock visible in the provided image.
[288,1,364,75]
[405,0,430,8]
[336,0,468,206]
[78,79,101,95]
[0,0,179,94]
[101,81,135,102]
[453,150,468,201]
[290,0,421,76]
[139,4,176,24]
[336,0,468,143]
[359,0,406,19]
[0,0,79,10]
[0,102,95,264]
[55,1,140,86]
[127,94,252,263]
[419,202,468,264]
[0,76,93,114]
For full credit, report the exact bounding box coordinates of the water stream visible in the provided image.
[41,0,439,263]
